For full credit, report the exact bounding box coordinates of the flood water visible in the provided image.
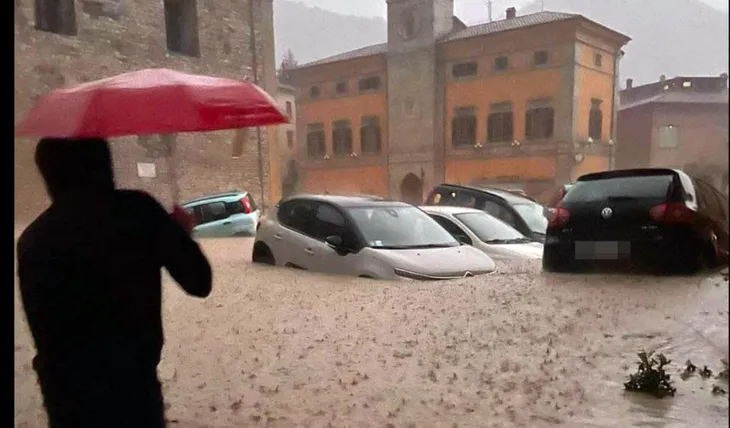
[14,238,729,427]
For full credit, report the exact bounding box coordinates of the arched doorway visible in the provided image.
[400,173,423,205]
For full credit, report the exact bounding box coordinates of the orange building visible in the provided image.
[289,2,630,204]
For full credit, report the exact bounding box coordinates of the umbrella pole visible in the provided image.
[162,133,180,207]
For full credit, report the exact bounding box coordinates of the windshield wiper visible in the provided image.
[606,196,638,202]
[485,238,532,244]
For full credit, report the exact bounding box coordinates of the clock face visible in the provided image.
[397,9,419,40]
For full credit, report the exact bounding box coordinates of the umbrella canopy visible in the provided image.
[15,68,289,138]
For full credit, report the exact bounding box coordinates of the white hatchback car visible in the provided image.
[421,206,544,260]
[253,195,497,280]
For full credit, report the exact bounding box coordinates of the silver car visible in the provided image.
[421,206,544,260]
[252,195,497,280]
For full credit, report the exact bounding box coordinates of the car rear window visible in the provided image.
[563,174,673,203]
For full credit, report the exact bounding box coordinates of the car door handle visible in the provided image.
[304,248,315,256]
[273,234,283,240]
[223,221,232,225]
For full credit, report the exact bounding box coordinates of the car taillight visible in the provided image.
[241,197,252,214]
[649,203,693,223]
[548,206,570,228]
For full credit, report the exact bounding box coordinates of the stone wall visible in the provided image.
[14,0,276,222]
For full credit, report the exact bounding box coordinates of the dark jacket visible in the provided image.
[17,138,212,390]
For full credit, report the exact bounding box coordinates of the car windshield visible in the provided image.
[453,212,528,243]
[512,203,548,234]
[563,174,674,203]
[347,206,459,249]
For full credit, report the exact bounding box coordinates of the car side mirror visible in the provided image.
[325,235,344,248]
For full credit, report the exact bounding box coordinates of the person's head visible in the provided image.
[35,137,116,201]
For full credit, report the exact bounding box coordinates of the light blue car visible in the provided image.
[182,191,260,238]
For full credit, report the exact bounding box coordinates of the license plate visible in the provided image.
[575,241,630,260]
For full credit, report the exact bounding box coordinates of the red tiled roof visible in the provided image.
[296,11,579,70]
[619,90,729,110]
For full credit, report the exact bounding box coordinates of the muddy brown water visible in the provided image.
[14,237,729,427]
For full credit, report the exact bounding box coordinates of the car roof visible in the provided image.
[183,190,247,206]
[432,183,539,205]
[281,194,412,208]
[419,205,485,215]
[577,168,686,182]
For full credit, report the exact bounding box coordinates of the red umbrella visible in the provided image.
[15,68,288,138]
[15,68,289,206]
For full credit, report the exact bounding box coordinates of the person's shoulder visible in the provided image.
[17,208,54,256]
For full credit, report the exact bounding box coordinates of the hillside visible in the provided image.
[273,1,386,66]
[274,0,728,85]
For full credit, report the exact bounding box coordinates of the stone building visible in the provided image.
[617,74,729,194]
[288,1,630,204]
[14,0,281,222]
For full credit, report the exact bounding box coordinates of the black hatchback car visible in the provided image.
[543,168,729,273]
[425,184,549,242]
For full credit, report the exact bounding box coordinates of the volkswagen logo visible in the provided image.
[463,271,474,278]
[601,207,613,219]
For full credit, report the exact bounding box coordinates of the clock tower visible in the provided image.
[386,0,454,203]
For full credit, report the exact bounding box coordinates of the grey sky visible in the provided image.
[294,0,728,23]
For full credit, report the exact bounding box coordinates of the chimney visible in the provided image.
[506,7,516,19]
[659,74,666,82]
[625,78,633,89]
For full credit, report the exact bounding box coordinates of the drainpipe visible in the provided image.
[609,50,623,170]
[249,0,265,210]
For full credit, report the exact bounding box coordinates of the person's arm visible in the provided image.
[138,194,212,298]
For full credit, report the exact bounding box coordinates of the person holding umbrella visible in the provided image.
[14,69,288,427]
[17,137,212,428]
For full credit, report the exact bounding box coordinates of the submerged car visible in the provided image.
[421,206,543,260]
[253,195,497,280]
[425,183,549,242]
[543,168,729,273]
[182,190,260,238]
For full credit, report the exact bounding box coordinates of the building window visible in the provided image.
[588,99,603,140]
[306,123,326,158]
[452,61,478,78]
[164,0,200,57]
[452,107,477,148]
[285,101,293,118]
[525,99,554,140]
[231,129,247,158]
[35,0,77,35]
[286,130,294,149]
[658,125,679,148]
[360,116,382,155]
[494,56,509,72]
[335,81,348,94]
[594,53,603,67]
[533,50,549,67]
[358,76,381,92]
[487,102,513,143]
[309,86,321,99]
[332,120,353,157]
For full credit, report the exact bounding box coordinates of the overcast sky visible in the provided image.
[294,0,728,23]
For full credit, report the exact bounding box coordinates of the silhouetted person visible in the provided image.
[17,138,212,428]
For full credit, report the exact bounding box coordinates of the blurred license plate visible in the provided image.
[575,241,630,260]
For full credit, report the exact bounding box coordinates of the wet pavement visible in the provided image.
[14,237,729,427]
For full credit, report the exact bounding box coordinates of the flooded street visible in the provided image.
[14,238,729,428]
